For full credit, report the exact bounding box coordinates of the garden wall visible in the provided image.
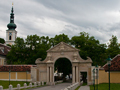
[0,72,31,81]
[98,69,120,83]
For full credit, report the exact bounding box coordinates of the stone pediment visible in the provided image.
[47,42,79,52]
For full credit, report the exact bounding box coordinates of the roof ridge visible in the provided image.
[0,65,36,66]
[0,43,11,48]
[103,54,120,71]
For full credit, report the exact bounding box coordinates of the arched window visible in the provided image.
[9,36,11,40]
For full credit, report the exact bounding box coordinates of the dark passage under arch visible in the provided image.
[54,58,72,82]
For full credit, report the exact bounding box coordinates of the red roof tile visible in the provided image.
[0,65,36,72]
[103,54,120,71]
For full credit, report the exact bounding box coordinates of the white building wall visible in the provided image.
[6,30,17,45]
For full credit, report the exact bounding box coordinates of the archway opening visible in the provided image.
[80,72,87,85]
[54,58,72,83]
[9,36,11,40]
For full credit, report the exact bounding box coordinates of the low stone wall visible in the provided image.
[0,81,46,90]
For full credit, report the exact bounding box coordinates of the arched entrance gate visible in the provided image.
[32,42,93,85]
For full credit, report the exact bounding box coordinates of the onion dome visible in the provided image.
[7,6,17,30]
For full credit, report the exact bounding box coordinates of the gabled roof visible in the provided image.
[103,54,120,71]
[0,65,36,72]
[47,42,79,52]
[0,43,11,56]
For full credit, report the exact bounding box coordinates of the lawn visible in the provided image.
[75,82,87,90]
[90,83,120,90]
[0,80,30,89]
[75,86,80,90]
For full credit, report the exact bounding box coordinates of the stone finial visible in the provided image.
[47,55,51,60]
[73,53,78,59]
[34,82,37,87]
[0,86,3,90]
[35,58,42,64]
[9,85,13,90]
[17,84,20,90]
[42,81,44,85]
[86,57,92,63]
[24,83,27,88]
[38,82,40,86]
[60,45,64,50]
[29,83,32,87]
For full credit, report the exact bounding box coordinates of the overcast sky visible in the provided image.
[1,0,120,44]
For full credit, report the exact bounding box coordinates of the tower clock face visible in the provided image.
[9,32,12,36]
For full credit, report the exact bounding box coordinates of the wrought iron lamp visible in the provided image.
[106,56,112,90]
[96,65,98,90]
[93,68,95,90]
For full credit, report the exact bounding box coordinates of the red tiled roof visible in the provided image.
[0,43,11,56]
[103,54,120,71]
[0,65,36,72]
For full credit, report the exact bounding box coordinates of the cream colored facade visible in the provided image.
[31,42,93,85]
[98,69,120,84]
[0,43,11,65]
[0,57,5,65]
[0,55,7,65]
[0,72,31,81]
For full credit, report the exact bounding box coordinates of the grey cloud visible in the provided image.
[1,0,120,44]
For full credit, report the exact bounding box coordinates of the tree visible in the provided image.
[25,34,40,49]
[50,33,70,47]
[7,37,26,64]
[25,35,49,64]
[0,38,5,44]
[37,36,51,61]
[7,35,52,64]
[71,32,106,66]
[106,35,120,58]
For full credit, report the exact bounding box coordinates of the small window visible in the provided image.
[1,49,4,53]
[0,47,4,53]
[0,58,4,65]
[2,59,4,65]
[9,36,12,40]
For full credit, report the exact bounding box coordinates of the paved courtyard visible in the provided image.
[29,83,72,90]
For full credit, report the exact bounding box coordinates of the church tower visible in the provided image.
[6,4,17,45]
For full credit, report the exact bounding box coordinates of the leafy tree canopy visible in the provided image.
[0,38,5,44]
[71,32,106,65]
[50,33,70,47]
[106,35,120,58]
[6,32,120,66]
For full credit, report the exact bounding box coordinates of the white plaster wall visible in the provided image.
[31,67,37,82]
[6,30,17,45]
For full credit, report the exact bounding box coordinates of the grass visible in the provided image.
[90,83,120,90]
[75,82,87,90]
[75,86,80,90]
[82,82,87,86]
[0,80,30,89]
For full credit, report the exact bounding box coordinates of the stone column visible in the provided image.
[53,66,54,84]
[79,72,81,83]
[76,66,78,82]
[50,67,52,82]
[72,66,75,83]
[47,66,49,83]
[39,70,41,82]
